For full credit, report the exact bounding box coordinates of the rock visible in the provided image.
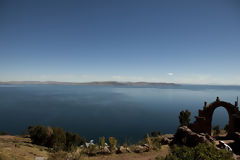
[117,146,131,154]
[172,126,213,146]
[134,145,149,153]
[99,146,111,154]
[161,137,172,145]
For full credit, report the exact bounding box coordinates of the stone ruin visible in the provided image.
[189,97,240,138]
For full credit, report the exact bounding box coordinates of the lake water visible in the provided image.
[0,84,240,143]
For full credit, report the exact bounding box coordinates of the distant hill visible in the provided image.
[0,81,179,86]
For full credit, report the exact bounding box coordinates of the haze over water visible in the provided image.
[0,84,239,143]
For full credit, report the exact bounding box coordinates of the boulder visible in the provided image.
[134,145,149,153]
[117,146,131,154]
[172,126,213,146]
[99,146,111,154]
[161,137,172,145]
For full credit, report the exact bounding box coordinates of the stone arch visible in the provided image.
[189,97,240,138]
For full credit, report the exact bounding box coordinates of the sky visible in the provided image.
[0,0,240,84]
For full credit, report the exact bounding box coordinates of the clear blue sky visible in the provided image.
[1,0,240,84]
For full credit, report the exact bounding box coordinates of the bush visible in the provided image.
[65,132,81,151]
[151,131,161,137]
[213,125,220,136]
[108,137,117,151]
[28,124,48,145]
[51,127,66,151]
[145,134,153,150]
[179,110,191,126]
[99,136,105,148]
[151,137,162,150]
[224,124,229,132]
[28,124,83,151]
[162,143,232,160]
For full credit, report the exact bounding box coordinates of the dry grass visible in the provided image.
[0,135,48,160]
[82,145,170,160]
[0,135,170,160]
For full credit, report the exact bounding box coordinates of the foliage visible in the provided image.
[161,143,232,160]
[66,131,81,151]
[88,144,98,156]
[28,124,83,151]
[151,131,161,137]
[28,124,49,146]
[151,137,162,150]
[179,110,191,126]
[145,134,153,150]
[108,137,117,150]
[224,124,229,132]
[99,136,105,147]
[51,127,66,151]
[213,125,220,136]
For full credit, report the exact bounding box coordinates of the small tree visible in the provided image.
[179,109,191,126]
[108,137,117,151]
[213,125,220,136]
[99,136,105,148]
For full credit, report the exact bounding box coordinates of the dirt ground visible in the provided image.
[0,135,170,160]
[85,145,170,160]
[0,135,48,160]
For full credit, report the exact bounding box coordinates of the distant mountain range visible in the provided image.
[0,81,179,86]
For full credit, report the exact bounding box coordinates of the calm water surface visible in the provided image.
[0,84,239,143]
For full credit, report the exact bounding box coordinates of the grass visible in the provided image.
[0,135,170,160]
[0,135,48,160]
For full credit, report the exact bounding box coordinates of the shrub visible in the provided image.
[145,134,153,150]
[28,124,83,151]
[162,143,233,160]
[108,137,117,151]
[224,124,229,132]
[99,136,105,148]
[28,124,48,145]
[151,137,162,150]
[213,125,220,136]
[179,110,191,126]
[51,127,66,151]
[65,132,81,151]
[88,144,98,156]
[151,131,161,137]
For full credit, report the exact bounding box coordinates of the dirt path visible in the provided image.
[84,145,170,160]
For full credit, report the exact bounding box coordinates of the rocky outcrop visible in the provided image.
[116,146,131,154]
[134,144,149,153]
[99,146,111,154]
[172,126,214,146]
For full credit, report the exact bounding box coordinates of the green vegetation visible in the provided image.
[28,124,85,151]
[179,110,191,126]
[224,124,229,132]
[157,143,233,160]
[108,137,117,151]
[213,125,220,136]
[99,136,105,148]
[151,131,161,137]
